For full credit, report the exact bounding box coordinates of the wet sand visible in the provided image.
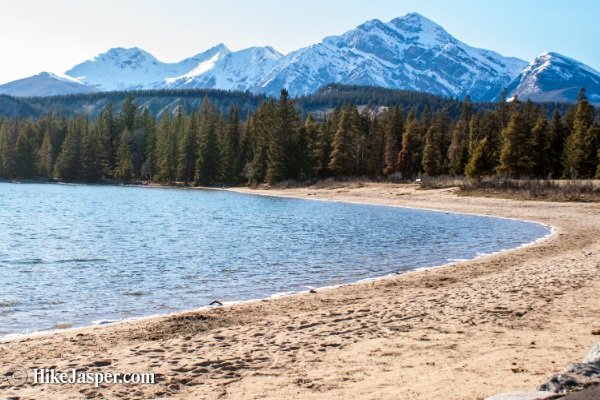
[1,184,599,399]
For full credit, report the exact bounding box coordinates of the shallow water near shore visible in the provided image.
[0,182,551,338]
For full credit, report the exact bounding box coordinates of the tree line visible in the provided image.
[0,88,599,185]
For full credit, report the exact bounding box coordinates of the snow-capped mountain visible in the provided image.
[0,72,97,97]
[256,13,527,100]
[65,45,229,91]
[164,46,283,91]
[503,52,600,103]
[2,13,599,102]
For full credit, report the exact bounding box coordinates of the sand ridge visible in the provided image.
[1,184,599,399]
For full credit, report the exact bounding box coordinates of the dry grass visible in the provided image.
[458,176,600,202]
[418,175,468,190]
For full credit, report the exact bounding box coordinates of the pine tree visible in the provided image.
[12,120,38,179]
[299,113,321,179]
[421,111,450,176]
[221,106,242,182]
[177,111,197,184]
[119,93,138,133]
[0,116,19,178]
[562,88,597,178]
[530,110,550,178]
[55,116,85,181]
[247,101,275,184]
[80,117,110,181]
[140,109,157,180]
[328,106,358,176]
[382,105,404,175]
[499,111,533,176]
[363,114,386,176]
[114,128,134,180]
[447,119,469,176]
[156,113,177,182]
[396,113,419,179]
[38,130,53,177]
[465,137,495,180]
[548,110,567,178]
[266,89,301,183]
[195,100,220,185]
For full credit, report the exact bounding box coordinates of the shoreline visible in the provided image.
[1,184,599,399]
[0,184,554,343]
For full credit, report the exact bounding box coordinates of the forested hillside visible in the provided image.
[0,87,598,185]
[0,84,573,121]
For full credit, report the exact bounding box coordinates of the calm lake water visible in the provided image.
[0,183,551,338]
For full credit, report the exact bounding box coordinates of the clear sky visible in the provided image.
[0,0,598,84]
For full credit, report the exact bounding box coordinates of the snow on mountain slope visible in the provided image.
[256,13,527,100]
[4,12,599,102]
[0,72,97,97]
[65,45,229,91]
[164,46,282,91]
[504,52,600,103]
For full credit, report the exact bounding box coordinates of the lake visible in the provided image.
[0,183,551,338]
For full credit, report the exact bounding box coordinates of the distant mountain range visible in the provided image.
[1,13,598,103]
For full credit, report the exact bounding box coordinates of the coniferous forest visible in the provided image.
[0,87,599,186]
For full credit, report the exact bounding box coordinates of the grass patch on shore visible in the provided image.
[456,177,600,202]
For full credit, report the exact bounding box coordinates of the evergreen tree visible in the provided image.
[562,88,598,178]
[12,120,38,179]
[447,119,469,176]
[80,117,110,181]
[38,130,53,177]
[55,116,85,181]
[382,105,404,175]
[397,113,420,179]
[548,110,567,178]
[195,100,220,185]
[177,111,197,184]
[119,93,138,133]
[247,100,276,184]
[465,137,495,180]
[140,109,157,180]
[221,106,242,182]
[156,113,177,182]
[499,111,533,176]
[114,128,134,180]
[329,106,359,176]
[266,89,302,183]
[530,110,550,177]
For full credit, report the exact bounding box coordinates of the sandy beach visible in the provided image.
[1,184,599,399]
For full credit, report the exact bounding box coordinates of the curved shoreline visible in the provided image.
[0,185,553,342]
[1,184,599,400]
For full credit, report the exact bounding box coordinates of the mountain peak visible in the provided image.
[389,12,443,33]
[504,51,600,103]
[3,13,597,102]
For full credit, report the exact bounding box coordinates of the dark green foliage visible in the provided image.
[562,89,598,178]
[422,110,450,176]
[530,110,551,177]
[329,105,359,176]
[447,120,469,176]
[396,115,420,179]
[465,137,495,180]
[13,119,38,179]
[266,90,302,183]
[0,88,596,185]
[382,105,404,175]
[548,110,567,178]
[195,99,220,185]
[54,116,85,181]
[114,128,134,181]
[499,111,534,176]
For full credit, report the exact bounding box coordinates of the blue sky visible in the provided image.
[0,0,598,84]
